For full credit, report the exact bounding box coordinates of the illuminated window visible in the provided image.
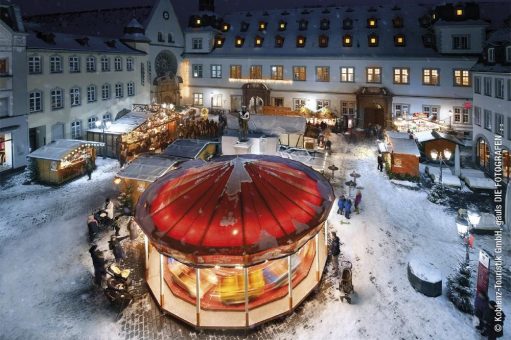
[367,18,377,28]
[316,66,330,82]
[211,65,222,78]
[250,65,262,79]
[453,69,470,87]
[394,34,405,46]
[423,68,440,85]
[275,35,284,48]
[193,93,203,106]
[296,36,306,47]
[196,18,201,25]
[293,66,306,81]
[366,67,381,83]
[230,65,241,79]
[456,9,463,16]
[235,37,245,47]
[368,34,378,47]
[215,36,225,47]
[393,68,409,84]
[340,67,354,82]
[259,21,267,31]
[271,65,284,80]
[254,36,263,47]
[222,23,230,32]
[279,20,287,31]
[192,64,203,78]
[343,34,352,47]
[319,35,328,48]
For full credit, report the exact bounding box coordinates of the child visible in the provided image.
[354,191,362,214]
[337,195,346,215]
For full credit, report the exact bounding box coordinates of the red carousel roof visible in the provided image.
[135,155,334,265]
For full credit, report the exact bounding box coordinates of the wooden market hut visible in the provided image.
[28,139,102,184]
[415,130,464,162]
[379,131,420,177]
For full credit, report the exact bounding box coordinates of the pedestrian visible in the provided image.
[105,198,115,220]
[337,195,346,215]
[345,199,352,219]
[109,235,129,263]
[89,245,106,286]
[85,157,93,180]
[377,153,384,172]
[330,232,341,275]
[128,217,138,241]
[475,291,489,331]
[325,139,332,151]
[87,214,99,242]
[354,190,362,214]
[482,300,506,339]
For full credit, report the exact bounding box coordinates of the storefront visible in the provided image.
[379,132,420,177]
[476,137,491,173]
[0,132,12,172]
[135,155,334,328]
[0,115,30,175]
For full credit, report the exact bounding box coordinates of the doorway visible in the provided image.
[363,107,385,127]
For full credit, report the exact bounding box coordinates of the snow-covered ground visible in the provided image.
[0,137,509,340]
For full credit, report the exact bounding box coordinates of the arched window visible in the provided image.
[476,137,491,172]
[503,148,510,182]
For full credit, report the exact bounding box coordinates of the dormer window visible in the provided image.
[506,46,511,63]
[254,36,263,47]
[259,21,267,31]
[368,34,378,47]
[296,36,306,47]
[241,22,249,32]
[279,20,287,31]
[299,19,308,31]
[367,18,377,28]
[221,23,230,32]
[215,36,225,48]
[319,35,329,48]
[394,34,405,46]
[275,35,284,48]
[488,48,495,63]
[456,8,463,16]
[195,18,202,26]
[343,34,352,47]
[235,36,245,47]
[343,18,353,30]
[392,17,403,28]
[320,18,330,30]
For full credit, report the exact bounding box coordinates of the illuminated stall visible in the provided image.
[135,155,334,328]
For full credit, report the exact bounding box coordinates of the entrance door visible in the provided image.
[29,126,46,151]
[52,123,64,141]
[231,95,242,112]
[364,108,384,127]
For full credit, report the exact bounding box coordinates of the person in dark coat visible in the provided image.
[377,154,384,172]
[87,215,99,242]
[85,157,93,180]
[330,232,341,275]
[109,235,129,263]
[354,191,362,214]
[337,195,346,215]
[345,199,352,219]
[475,291,489,331]
[89,245,106,286]
[325,139,332,151]
[128,217,138,241]
[482,300,505,339]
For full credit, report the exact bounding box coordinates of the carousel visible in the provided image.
[135,155,334,328]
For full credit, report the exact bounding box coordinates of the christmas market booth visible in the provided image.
[135,155,334,328]
[86,104,179,160]
[28,139,103,185]
[378,132,420,177]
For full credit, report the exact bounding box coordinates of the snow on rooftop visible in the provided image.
[162,139,217,159]
[28,139,102,161]
[88,111,151,134]
[387,136,420,156]
[117,154,183,182]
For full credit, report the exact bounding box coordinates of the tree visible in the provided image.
[446,258,474,314]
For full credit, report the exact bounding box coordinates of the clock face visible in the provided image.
[163,11,169,20]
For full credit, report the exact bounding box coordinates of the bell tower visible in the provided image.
[198,0,214,12]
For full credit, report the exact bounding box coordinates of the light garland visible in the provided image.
[228,78,293,85]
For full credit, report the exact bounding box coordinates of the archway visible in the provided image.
[242,83,270,113]
[248,96,264,114]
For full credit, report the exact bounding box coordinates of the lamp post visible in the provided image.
[95,119,112,159]
[466,210,481,262]
[430,148,452,188]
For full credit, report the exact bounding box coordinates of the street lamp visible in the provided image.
[430,148,452,188]
[95,119,112,159]
[456,208,481,262]
[466,209,481,261]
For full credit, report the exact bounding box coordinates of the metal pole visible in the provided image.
[439,155,443,189]
[288,256,292,310]
[144,235,149,270]
[102,124,106,159]
[315,234,320,281]
[195,268,201,326]
[159,254,164,306]
[244,267,249,327]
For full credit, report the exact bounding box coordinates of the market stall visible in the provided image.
[379,132,420,177]
[135,155,334,329]
[28,139,102,184]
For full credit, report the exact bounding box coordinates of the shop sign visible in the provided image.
[474,250,490,312]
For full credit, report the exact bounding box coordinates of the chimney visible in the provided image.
[198,0,214,12]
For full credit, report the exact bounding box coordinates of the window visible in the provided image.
[147,61,152,81]
[316,99,330,111]
[192,38,203,49]
[115,83,123,98]
[222,23,230,32]
[275,35,284,47]
[393,68,409,84]
[278,20,287,31]
[212,94,222,107]
[453,107,470,124]
[484,77,492,96]
[102,84,111,100]
[318,35,328,48]
[0,58,7,75]
[453,69,470,86]
[488,48,495,62]
[484,109,492,130]
[423,69,439,85]
[235,37,245,47]
[394,35,405,46]
[192,64,203,78]
[141,63,145,86]
[241,22,249,32]
[70,87,81,106]
[101,56,110,72]
[474,76,481,94]
[230,65,241,79]
[193,93,203,106]
[88,116,97,130]
[296,36,306,47]
[452,35,469,50]
[103,113,111,121]
[271,65,283,80]
[211,65,222,78]
[508,79,511,101]
[366,67,381,83]
[127,82,135,96]
[50,88,63,110]
[423,105,440,120]
[158,32,165,42]
[316,66,330,82]
[87,85,96,102]
[86,56,96,72]
[250,65,262,79]
[293,98,306,111]
[293,66,306,81]
[508,117,511,140]
[343,18,353,30]
[29,91,42,113]
[495,78,504,99]
[50,56,62,73]
[114,57,122,71]
[368,34,378,47]
[495,113,504,135]
[69,56,80,73]
[507,46,511,63]
[341,101,355,116]
[392,17,403,28]
[394,104,410,119]
[272,97,284,106]
[126,57,134,71]
[168,33,174,43]
[456,8,464,16]
[343,34,352,47]
[299,20,308,31]
[258,21,267,31]
[28,56,42,74]
[320,18,329,30]
[367,18,377,28]
[71,120,81,139]
[215,36,225,47]
[474,106,481,126]
[340,67,354,82]
[254,36,263,47]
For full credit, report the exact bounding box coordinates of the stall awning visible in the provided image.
[163,139,218,159]
[117,154,185,182]
[87,111,151,134]
[387,136,421,157]
[28,139,104,161]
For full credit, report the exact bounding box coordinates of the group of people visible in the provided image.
[337,191,362,219]
[178,119,220,140]
[475,292,506,339]
[366,123,384,140]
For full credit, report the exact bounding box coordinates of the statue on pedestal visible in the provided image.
[239,106,250,142]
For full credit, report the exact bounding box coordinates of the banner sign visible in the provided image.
[474,250,490,311]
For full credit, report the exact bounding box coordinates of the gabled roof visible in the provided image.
[28,139,103,161]
[163,139,218,159]
[117,153,184,182]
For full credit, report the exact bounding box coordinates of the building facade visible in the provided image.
[0,5,29,174]
[472,28,511,181]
